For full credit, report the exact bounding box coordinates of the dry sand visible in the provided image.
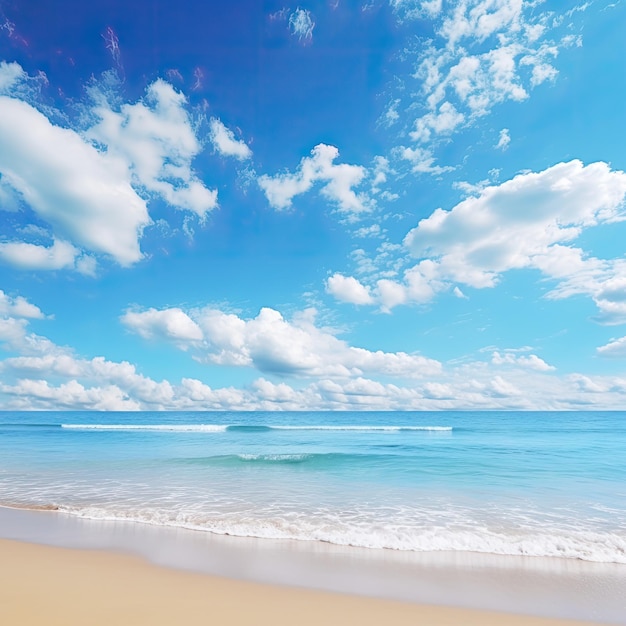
[0,539,610,626]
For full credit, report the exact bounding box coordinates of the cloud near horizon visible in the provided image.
[122,305,441,379]
[1,288,624,411]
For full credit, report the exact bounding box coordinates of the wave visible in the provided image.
[61,423,452,433]
[176,452,379,468]
[227,425,274,433]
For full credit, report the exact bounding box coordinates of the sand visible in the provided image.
[0,539,612,626]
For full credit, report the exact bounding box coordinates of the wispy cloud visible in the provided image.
[289,8,315,42]
[102,26,122,70]
[270,7,316,44]
[192,67,204,91]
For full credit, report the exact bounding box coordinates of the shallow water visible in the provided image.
[1,410,625,563]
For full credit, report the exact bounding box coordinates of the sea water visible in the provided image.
[1,411,625,564]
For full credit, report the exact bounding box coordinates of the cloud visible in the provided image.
[122,305,441,379]
[404,160,626,287]
[3,291,626,411]
[410,101,465,143]
[258,144,369,213]
[0,61,24,92]
[209,118,252,160]
[496,128,510,150]
[491,350,555,371]
[389,0,582,160]
[88,79,218,218]
[597,336,626,358]
[0,64,233,270]
[102,26,122,69]
[399,146,453,175]
[289,8,315,42]
[1,379,141,411]
[0,94,151,266]
[122,308,203,345]
[8,364,626,411]
[327,160,626,314]
[0,173,23,211]
[0,290,45,319]
[390,0,442,20]
[326,273,374,305]
[354,224,383,238]
[588,274,626,325]
[0,239,96,275]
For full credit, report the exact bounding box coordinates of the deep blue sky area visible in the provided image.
[1,0,626,410]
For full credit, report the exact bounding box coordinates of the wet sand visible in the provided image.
[0,539,612,626]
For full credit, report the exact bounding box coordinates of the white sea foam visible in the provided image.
[237,453,313,462]
[57,504,626,564]
[61,424,228,432]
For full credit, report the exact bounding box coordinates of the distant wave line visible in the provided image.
[60,424,452,433]
[61,424,228,432]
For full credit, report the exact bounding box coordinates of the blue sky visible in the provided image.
[1,0,626,410]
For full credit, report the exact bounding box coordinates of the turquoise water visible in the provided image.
[1,411,625,563]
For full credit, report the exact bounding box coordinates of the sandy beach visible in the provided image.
[0,539,614,626]
[1,505,625,625]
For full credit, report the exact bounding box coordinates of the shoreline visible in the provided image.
[1,505,625,624]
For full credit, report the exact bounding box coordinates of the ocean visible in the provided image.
[1,410,625,564]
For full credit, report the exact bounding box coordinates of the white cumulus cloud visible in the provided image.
[326,273,374,305]
[209,118,252,160]
[491,350,555,371]
[0,239,96,275]
[404,160,626,288]
[0,95,151,266]
[327,160,626,315]
[122,307,203,346]
[597,336,626,358]
[122,305,441,379]
[88,79,217,218]
[0,61,25,93]
[258,143,368,213]
[0,290,45,319]
[4,291,626,411]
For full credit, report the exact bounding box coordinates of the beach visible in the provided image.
[1,505,625,625]
[0,538,615,626]
[1,411,625,624]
